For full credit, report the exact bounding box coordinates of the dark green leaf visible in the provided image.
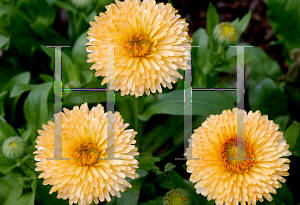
[283,121,299,151]
[236,10,252,34]
[266,0,300,59]
[138,90,234,121]
[139,197,163,205]
[53,0,78,14]
[273,116,290,131]
[36,178,69,205]
[0,147,17,173]
[248,78,288,119]
[168,170,206,205]
[246,47,282,80]
[23,82,53,138]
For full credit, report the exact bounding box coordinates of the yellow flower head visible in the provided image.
[184,108,291,205]
[86,0,191,97]
[34,103,139,205]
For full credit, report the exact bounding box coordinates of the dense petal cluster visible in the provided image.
[34,103,139,205]
[86,0,191,97]
[184,108,291,205]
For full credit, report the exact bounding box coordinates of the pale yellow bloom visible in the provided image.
[86,0,191,97]
[34,103,139,205]
[184,108,291,205]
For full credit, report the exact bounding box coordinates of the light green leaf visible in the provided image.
[4,178,23,205]
[138,90,235,121]
[9,84,36,98]
[0,91,7,116]
[39,74,54,82]
[236,10,252,34]
[23,82,53,138]
[164,163,176,172]
[0,115,18,144]
[0,147,17,173]
[11,192,34,205]
[0,175,21,204]
[72,31,90,72]
[0,34,9,49]
[136,155,160,172]
[283,121,299,151]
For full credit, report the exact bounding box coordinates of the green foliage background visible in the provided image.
[0,0,300,204]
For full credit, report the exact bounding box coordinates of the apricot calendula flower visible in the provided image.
[34,103,139,205]
[86,0,191,97]
[184,108,291,205]
[213,22,238,46]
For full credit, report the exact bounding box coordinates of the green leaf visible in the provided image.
[64,81,106,103]
[206,3,219,60]
[168,170,206,205]
[0,91,7,116]
[36,178,69,205]
[0,147,17,173]
[274,183,294,205]
[192,28,209,70]
[273,115,290,130]
[256,200,275,205]
[246,46,282,80]
[248,78,288,119]
[139,197,163,205]
[283,121,299,151]
[137,155,160,172]
[138,90,235,121]
[23,82,53,138]
[0,175,21,204]
[236,10,252,34]
[53,0,78,14]
[3,178,23,205]
[164,163,176,172]
[115,179,142,205]
[39,74,54,82]
[206,3,219,36]
[72,31,90,72]
[0,115,18,144]
[11,192,35,205]
[9,84,36,98]
[265,0,300,59]
[0,34,9,49]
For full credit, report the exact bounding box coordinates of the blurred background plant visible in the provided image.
[0,0,299,204]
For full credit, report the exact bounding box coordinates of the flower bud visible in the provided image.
[2,136,25,159]
[163,188,192,205]
[213,22,239,46]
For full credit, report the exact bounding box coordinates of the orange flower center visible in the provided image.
[221,139,254,173]
[125,33,151,57]
[74,143,101,166]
